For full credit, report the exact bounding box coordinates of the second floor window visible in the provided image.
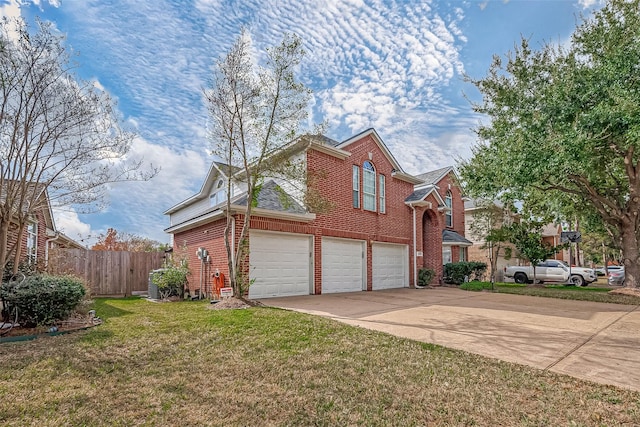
[379,174,385,214]
[26,222,37,263]
[445,190,453,227]
[210,179,227,207]
[363,161,376,211]
[352,165,360,208]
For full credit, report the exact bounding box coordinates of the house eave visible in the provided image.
[308,140,351,160]
[442,241,473,247]
[405,200,432,208]
[164,209,226,234]
[228,204,316,222]
[392,171,423,184]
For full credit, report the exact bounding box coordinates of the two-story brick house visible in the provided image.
[164,128,470,298]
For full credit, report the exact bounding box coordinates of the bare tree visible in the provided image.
[205,31,314,298]
[0,18,156,273]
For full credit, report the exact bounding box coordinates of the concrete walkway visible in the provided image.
[260,287,640,392]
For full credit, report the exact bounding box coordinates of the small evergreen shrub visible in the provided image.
[151,265,188,299]
[0,274,86,327]
[417,268,435,287]
[443,262,487,285]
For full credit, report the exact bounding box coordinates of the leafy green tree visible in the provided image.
[459,0,640,288]
[507,222,562,285]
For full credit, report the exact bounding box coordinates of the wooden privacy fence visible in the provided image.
[48,248,166,296]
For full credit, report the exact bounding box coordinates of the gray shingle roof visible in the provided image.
[442,229,472,246]
[235,180,306,214]
[404,187,432,203]
[309,134,341,147]
[414,166,453,185]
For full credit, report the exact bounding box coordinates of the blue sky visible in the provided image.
[1,0,602,245]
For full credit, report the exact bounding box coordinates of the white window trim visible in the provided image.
[363,161,376,212]
[352,165,360,208]
[379,174,385,214]
[27,221,37,263]
[445,191,453,228]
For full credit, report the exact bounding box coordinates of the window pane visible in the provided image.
[363,161,376,211]
[379,174,385,214]
[442,246,452,264]
[445,191,453,227]
[352,165,360,208]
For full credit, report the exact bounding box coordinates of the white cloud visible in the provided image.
[52,207,92,246]
[0,0,20,18]
[577,0,602,9]
[17,0,476,242]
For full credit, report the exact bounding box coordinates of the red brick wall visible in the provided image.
[306,134,415,289]
[173,218,229,296]
[5,208,48,268]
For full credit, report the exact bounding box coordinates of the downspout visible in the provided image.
[45,232,61,268]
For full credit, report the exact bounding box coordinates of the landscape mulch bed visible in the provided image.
[0,314,101,343]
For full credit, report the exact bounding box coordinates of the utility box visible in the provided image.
[148,269,166,300]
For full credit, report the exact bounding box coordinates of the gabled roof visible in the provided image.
[336,128,406,174]
[234,180,306,214]
[164,180,314,234]
[442,229,473,247]
[404,184,445,206]
[415,166,453,186]
[1,181,55,231]
[164,161,238,215]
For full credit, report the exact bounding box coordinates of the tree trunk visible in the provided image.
[12,221,27,275]
[619,220,640,288]
[0,219,9,272]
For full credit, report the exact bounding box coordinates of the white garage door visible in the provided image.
[372,243,408,290]
[322,237,365,293]
[248,231,312,299]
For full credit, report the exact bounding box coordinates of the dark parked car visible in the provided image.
[608,268,625,286]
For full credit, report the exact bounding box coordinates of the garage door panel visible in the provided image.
[322,238,364,294]
[249,232,311,299]
[372,243,408,290]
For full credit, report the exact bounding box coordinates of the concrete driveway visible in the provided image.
[260,287,640,392]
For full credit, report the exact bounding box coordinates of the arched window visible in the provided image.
[363,161,376,211]
[445,191,453,227]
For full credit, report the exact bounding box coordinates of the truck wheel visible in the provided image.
[514,273,527,284]
[569,275,584,287]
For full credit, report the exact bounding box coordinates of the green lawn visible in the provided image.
[460,281,640,305]
[1,297,639,426]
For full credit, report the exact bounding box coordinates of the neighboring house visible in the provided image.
[464,199,521,281]
[2,184,84,270]
[164,128,470,298]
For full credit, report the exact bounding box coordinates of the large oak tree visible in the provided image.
[459,0,640,288]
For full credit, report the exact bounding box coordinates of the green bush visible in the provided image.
[417,268,435,287]
[151,265,188,299]
[443,262,487,285]
[0,274,86,327]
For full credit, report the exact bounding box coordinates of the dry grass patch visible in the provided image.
[0,297,638,426]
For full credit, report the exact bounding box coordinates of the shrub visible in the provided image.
[443,262,488,285]
[0,274,86,327]
[417,268,435,287]
[151,265,188,299]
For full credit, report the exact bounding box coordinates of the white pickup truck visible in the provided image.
[504,260,596,286]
